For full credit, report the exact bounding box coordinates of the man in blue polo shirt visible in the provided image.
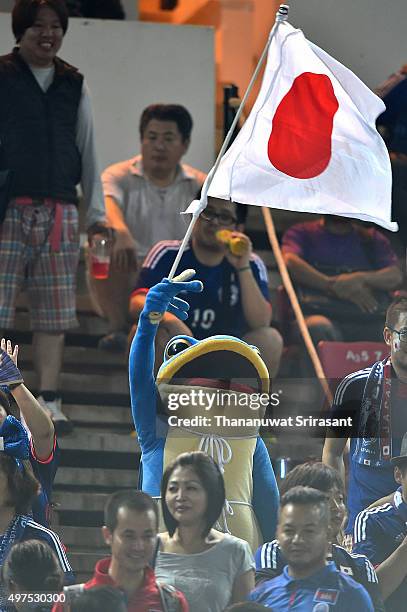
[353,435,407,612]
[255,461,383,610]
[129,196,282,376]
[323,296,407,538]
[249,486,373,610]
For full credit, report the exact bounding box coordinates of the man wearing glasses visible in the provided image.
[323,296,407,543]
[129,196,283,376]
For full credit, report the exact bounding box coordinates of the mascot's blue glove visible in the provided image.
[141,269,203,324]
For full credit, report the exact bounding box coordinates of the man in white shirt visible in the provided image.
[91,104,206,352]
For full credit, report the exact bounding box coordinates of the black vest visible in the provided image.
[0,49,83,203]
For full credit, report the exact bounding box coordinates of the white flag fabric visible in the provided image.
[186,22,397,231]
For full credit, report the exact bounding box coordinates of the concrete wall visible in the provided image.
[0,14,215,173]
[290,0,406,88]
[0,1,138,18]
[215,0,405,110]
[122,0,138,19]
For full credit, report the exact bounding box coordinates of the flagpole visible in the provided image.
[262,207,333,405]
[168,3,290,280]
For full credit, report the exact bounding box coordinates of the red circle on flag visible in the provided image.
[267,72,339,179]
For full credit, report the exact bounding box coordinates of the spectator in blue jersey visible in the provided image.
[0,340,59,527]
[129,197,283,376]
[0,416,74,610]
[248,487,374,611]
[323,296,407,539]
[353,435,407,612]
[255,462,384,611]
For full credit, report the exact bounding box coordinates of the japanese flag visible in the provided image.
[186,21,397,231]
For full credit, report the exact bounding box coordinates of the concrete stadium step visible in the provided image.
[273,378,324,404]
[19,345,126,371]
[58,446,139,471]
[66,551,104,574]
[13,307,109,336]
[55,467,138,489]
[62,404,132,426]
[57,526,108,549]
[271,438,324,462]
[9,329,109,350]
[23,370,129,395]
[24,369,318,404]
[16,288,96,314]
[58,428,138,453]
[53,491,110,512]
[63,389,130,407]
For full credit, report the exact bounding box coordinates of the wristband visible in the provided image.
[237,266,251,272]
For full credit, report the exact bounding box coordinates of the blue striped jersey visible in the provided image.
[133,240,270,339]
[353,490,407,612]
[255,539,383,611]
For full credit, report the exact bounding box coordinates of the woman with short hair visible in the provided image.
[154,451,255,612]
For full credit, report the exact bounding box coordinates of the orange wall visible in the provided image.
[139,0,281,144]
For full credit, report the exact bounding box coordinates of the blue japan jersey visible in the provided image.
[353,488,407,612]
[20,517,75,585]
[134,241,270,339]
[249,562,374,611]
[328,368,407,533]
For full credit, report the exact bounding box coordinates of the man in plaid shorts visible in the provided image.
[0,0,107,433]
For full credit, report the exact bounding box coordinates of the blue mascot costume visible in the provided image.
[129,269,279,549]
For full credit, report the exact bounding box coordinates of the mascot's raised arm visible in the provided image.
[129,269,279,550]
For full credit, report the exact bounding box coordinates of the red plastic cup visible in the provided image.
[91,259,110,279]
[90,237,110,280]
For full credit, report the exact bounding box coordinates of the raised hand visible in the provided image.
[1,338,19,366]
[222,231,253,270]
[142,269,203,324]
[0,338,23,387]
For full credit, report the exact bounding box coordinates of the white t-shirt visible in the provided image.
[102,154,206,259]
